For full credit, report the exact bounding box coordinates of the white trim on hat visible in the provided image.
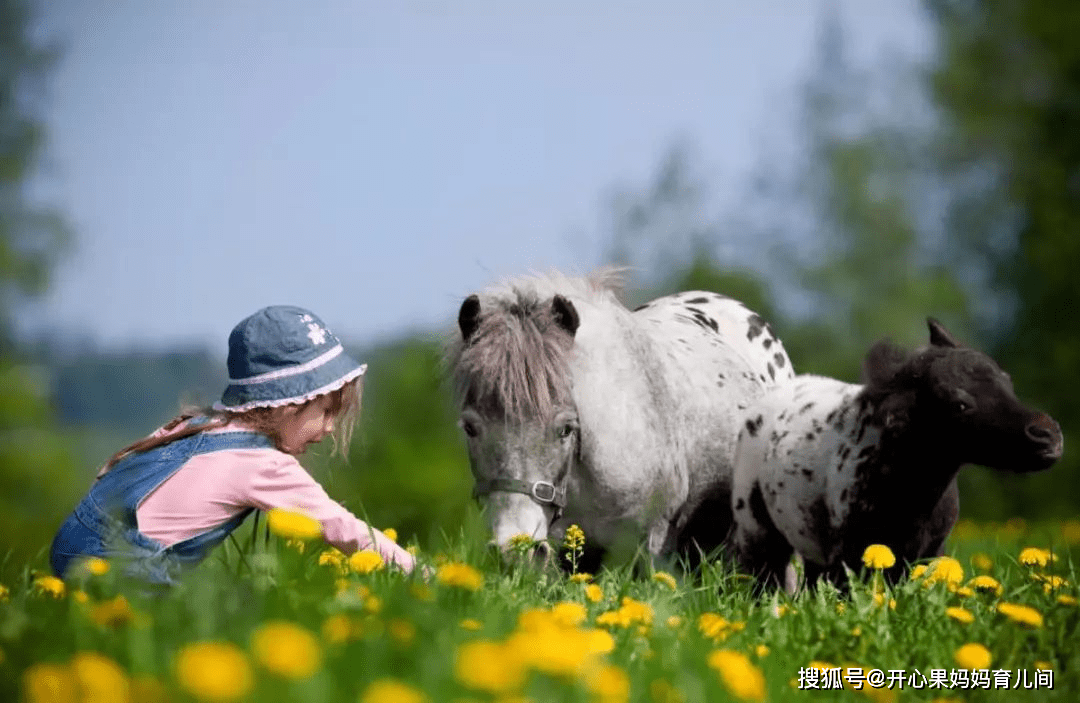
[212,363,368,413]
[227,344,344,385]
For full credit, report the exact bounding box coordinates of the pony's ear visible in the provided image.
[861,340,910,388]
[927,317,962,348]
[459,295,481,342]
[552,294,579,336]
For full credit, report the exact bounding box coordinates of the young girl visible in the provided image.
[50,305,417,583]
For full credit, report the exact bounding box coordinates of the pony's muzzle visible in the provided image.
[1025,413,1064,462]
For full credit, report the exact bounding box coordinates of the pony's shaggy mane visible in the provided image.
[447,268,627,420]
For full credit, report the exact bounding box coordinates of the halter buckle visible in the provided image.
[531,481,556,503]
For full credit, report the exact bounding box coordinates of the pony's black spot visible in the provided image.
[746,314,766,341]
[717,372,726,380]
[805,432,816,441]
[801,468,814,480]
[826,409,837,423]
[748,484,770,526]
[774,352,786,368]
[633,303,651,312]
[839,488,848,502]
[799,402,816,415]
[759,374,768,383]
[735,498,746,511]
[763,338,773,349]
[745,415,764,437]
[767,362,776,380]
[688,309,719,333]
[686,296,711,304]
[777,480,785,488]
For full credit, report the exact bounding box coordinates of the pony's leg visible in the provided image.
[730,482,794,593]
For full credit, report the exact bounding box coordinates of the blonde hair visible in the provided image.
[98,377,364,475]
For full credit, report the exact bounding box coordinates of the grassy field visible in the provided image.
[1,516,1077,703]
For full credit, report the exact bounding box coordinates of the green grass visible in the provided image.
[1,519,1078,703]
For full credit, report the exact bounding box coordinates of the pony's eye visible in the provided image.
[462,421,479,438]
[955,399,973,413]
[559,423,576,439]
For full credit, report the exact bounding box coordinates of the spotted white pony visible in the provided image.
[730,318,1063,591]
[447,269,794,566]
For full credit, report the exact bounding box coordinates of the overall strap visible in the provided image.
[91,429,276,528]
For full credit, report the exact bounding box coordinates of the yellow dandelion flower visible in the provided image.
[437,562,484,591]
[1034,660,1053,671]
[1018,547,1055,568]
[708,649,767,702]
[364,594,383,614]
[319,547,347,570]
[349,549,385,575]
[946,606,974,624]
[1057,594,1078,606]
[70,651,130,703]
[0,584,8,602]
[175,641,253,702]
[851,626,862,637]
[72,590,89,604]
[454,640,526,694]
[584,627,615,654]
[1035,574,1069,593]
[266,507,322,541]
[587,663,630,703]
[76,556,111,577]
[996,602,1043,628]
[33,575,66,598]
[772,603,794,617]
[972,552,994,572]
[862,544,896,570]
[910,564,928,580]
[563,524,586,552]
[617,597,654,626]
[361,679,429,703]
[923,556,964,588]
[387,619,416,646]
[955,586,974,597]
[89,595,138,629]
[22,662,76,703]
[585,583,603,603]
[954,643,992,670]
[698,613,729,640]
[250,621,322,680]
[666,615,683,628]
[550,601,587,628]
[506,533,536,551]
[459,618,483,631]
[652,571,677,590]
[967,575,1003,596]
[755,644,770,657]
[382,527,398,543]
[569,572,593,583]
[321,614,356,645]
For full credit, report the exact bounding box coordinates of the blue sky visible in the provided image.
[23,2,930,354]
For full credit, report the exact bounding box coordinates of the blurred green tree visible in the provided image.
[0,0,77,570]
[926,0,1080,516]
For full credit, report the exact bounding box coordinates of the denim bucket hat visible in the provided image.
[214,305,367,412]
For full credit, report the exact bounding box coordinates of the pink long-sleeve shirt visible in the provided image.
[127,421,415,572]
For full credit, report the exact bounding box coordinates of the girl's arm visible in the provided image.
[241,454,417,573]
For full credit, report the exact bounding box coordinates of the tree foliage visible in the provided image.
[0,0,75,567]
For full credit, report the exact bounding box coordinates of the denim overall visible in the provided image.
[50,428,274,583]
